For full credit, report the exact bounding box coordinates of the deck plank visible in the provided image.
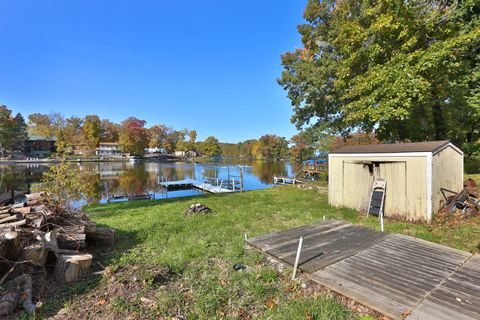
[311,235,471,320]
[246,220,387,273]
[407,254,480,320]
[246,221,479,320]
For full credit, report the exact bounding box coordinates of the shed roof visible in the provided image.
[330,140,456,155]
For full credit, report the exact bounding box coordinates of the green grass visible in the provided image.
[82,186,480,319]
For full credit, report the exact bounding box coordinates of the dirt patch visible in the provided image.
[45,263,175,320]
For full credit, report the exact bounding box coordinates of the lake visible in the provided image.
[1,160,298,204]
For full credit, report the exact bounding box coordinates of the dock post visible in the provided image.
[292,236,303,280]
[240,167,244,192]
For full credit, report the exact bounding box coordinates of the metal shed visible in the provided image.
[328,141,463,222]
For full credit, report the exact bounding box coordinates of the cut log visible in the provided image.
[84,220,96,233]
[13,207,31,215]
[2,274,36,314]
[0,213,23,224]
[26,215,44,228]
[87,227,117,247]
[0,218,26,228]
[0,291,18,316]
[21,245,48,266]
[57,233,86,250]
[0,213,10,219]
[55,253,92,282]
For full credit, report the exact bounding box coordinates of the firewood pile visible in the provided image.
[0,192,117,316]
[440,179,480,218]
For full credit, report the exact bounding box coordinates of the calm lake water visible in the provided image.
[2,160,297,204]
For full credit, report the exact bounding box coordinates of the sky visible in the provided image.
[0,0,306,143]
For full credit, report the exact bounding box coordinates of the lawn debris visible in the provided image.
[233,263,246,271]
[0,191,117,317]
[439,179,479,220]
[185,203,213,215]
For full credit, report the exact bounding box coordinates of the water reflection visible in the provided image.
[1,160,294,204]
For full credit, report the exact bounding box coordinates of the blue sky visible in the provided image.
[0,1,305,143]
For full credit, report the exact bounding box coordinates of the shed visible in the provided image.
[328,141,463,222]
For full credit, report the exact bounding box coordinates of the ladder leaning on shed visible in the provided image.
[367,179,386,232]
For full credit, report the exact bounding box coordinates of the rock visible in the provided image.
[185,203,213,215]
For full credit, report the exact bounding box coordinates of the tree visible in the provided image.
[12,113,27,152]
[118,117,149,156]
[290,131,316,162]
[165,130,186,153]
[28,112,68,153]
[63,116,85,152]
[279,0,480,144]
[27,113,54,138]
[148,124,169,149]
[100,119,120,143]
[257,135,289,160]
[82,115,102,151]
[202,136,221,157]
[0,106,14,152]
[188,130,197,151]
[176,139,188,152]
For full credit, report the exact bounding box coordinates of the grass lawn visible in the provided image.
[48,185,479,319]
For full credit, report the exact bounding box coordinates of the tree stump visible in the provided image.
[87,227,117,247]
[55,254,92,282]
[21,245,48,266]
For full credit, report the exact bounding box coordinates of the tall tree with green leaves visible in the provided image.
[202,136,222,157]
[82,115,102,151]
[12,113,27,151]
[257,135,289,160]
[188,130,197,151]
[279,0,480,145]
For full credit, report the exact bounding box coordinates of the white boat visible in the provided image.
[129,156,140,163]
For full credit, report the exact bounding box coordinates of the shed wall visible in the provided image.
[432,146,464,214]
[328,155,428,220]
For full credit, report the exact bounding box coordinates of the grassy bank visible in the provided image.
[46,186,479,319]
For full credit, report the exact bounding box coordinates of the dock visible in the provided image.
[273,175,305,185]
[246,220,480,320]
[160,179,233,194]
[107,193,151,202]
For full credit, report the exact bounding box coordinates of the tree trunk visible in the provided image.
[432,104,446,140]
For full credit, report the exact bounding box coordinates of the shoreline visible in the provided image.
[0,155,184,164]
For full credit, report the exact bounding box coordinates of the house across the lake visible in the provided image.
[174,150,197,157]
[96,142,123,157]
[25,134,57,158]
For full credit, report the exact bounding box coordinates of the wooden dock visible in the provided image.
[160,179,233,194]
[246,220,480,320]
[107,193,151,202]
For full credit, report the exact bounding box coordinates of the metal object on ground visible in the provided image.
[292,236,304,280]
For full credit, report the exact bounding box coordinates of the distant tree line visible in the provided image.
[4,104,472,163]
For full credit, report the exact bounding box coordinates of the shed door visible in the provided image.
[342,162,373,212]
[378,162,407,217]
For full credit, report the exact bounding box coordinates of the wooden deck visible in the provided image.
[246,220,480,320]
